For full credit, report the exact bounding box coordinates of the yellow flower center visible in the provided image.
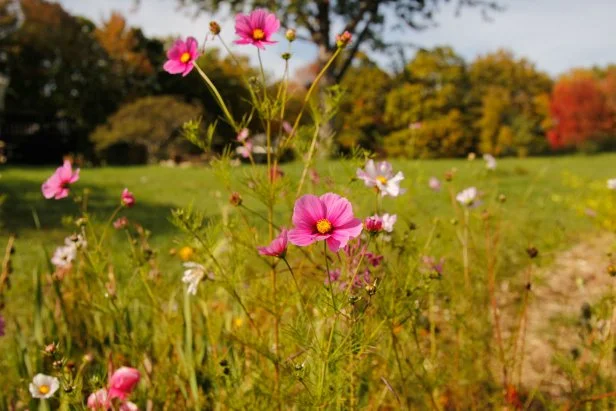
[252,28,265,40]
[316,219,333,234]
[376,176,388,185]
[39,385,50,394]
[180,52,191,63]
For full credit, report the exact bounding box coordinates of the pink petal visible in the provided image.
[263,12,280,36]
[58,160,73,181]
[68,168,80,184]
[164,60,187,74]
[234,38,253,45]
[182,62,194,77]
[320,193,354,227]
[42,178,59,199]
[250,9,267,29]
[326,236,342,252]
[54,188,70,200]
[288,227,318,247]
[332,218,363,243]
[186,36,199,56]
[292,195,326,228]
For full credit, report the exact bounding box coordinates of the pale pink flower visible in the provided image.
[87,388,111,410]
[236,128,249,142]
[422,256,445,277]
[257,229,288,258]
[608,178,616,190]
[119,402,139,411]
[288,193,363,252]
[236,140,253,158]
[364,215,383,233]
[356,160,405,197]
[51,244,76,268]
[234,9,280,49]
[108,367,140,400]
[428,177,441,192]
[456,187,479,207]
[113,217,129,230]
[121,189,136,208]
[380,213,397,233]
[483,153,497,170]
[409,122,422,130]
[163,37,199,77]
[42,160,80,200]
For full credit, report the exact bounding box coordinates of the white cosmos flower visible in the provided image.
[182,262,213,295]
[381,213,397,233]
[483,154,497,170]
[608,178,616,190]
[51,244,76,268]
[29,373,60,399]
[456,187,479,207]
[356,159,406,197]
[65,233,87,250]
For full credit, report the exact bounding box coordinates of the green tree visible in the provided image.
[468,49,552,155]
[383,47,472,157]
[336,56,391,152]
[90,95,202,163]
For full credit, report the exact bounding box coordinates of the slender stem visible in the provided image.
[257,49,268,101]
[282,258,320,345]
[324,241,337,311]
[97,205,122,250]
[184,290,200,408]
[462,208,470,290]
[295,124,321,198]
[281,47,342,149]
[194,62,238,131]
[216,35,259,105]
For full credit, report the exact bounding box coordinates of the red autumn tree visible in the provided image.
[547,70,613,149]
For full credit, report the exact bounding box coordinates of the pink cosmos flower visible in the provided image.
[288,193,363,252]
[119,402,138,411]
[87,388,111,410]
[236,128,249,142]
[121,189,135,208]
[42,160,80,200]
[257,228,288,258]
[234,9,280,49]
[428,177,441,192]
[108,367,140,400]
[113,217,129,230]
[364,215,383,233]
[163,37,200,77]
[356,160,405,197]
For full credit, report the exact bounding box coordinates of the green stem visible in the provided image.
[295,124,321,198]
[183,289,200,409]
[282,47,342,149]
[97,205,122,250]
[282,257,320,346]
[194,62,238,131]
[324,242,337,312]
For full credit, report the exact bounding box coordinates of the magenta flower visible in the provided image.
[42,160,80,200]
[121,188,135,208]
[108,367,140,400]
[364,215,383,233]
[236,140,253,158]
[428,176,441,192]
[288,193,363,252]
[163,37,200,77]
[234,9,280,49]
[257,228,288,258]
[236,128,249,142]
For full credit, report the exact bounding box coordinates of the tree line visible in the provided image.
[1,0,614,164]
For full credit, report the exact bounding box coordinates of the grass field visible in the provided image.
[1,154,615,408]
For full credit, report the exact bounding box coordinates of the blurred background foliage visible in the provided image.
[0,0,615,165]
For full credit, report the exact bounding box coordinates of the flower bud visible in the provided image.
[209,21,221,35]
[281,52,291,60]
[608,265,616,277]
[498,194,507,203]
[526,246,539,259]
[364,216,383,233]
[229,192,243,207]
[285,29,296,42]
[335,31,352,48]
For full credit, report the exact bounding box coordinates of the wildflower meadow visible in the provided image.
[1,6,616,411]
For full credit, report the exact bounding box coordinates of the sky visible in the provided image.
[55,0,616,79]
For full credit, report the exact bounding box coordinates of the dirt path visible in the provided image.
[498,233,616,398]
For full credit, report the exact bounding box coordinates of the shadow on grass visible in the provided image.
[1,176,181,236]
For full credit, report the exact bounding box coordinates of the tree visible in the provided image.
[336,55,391,152]
[547,69,613,150]
[383,47,472,157]
[90,95,202,163]
[468,49,552,155]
